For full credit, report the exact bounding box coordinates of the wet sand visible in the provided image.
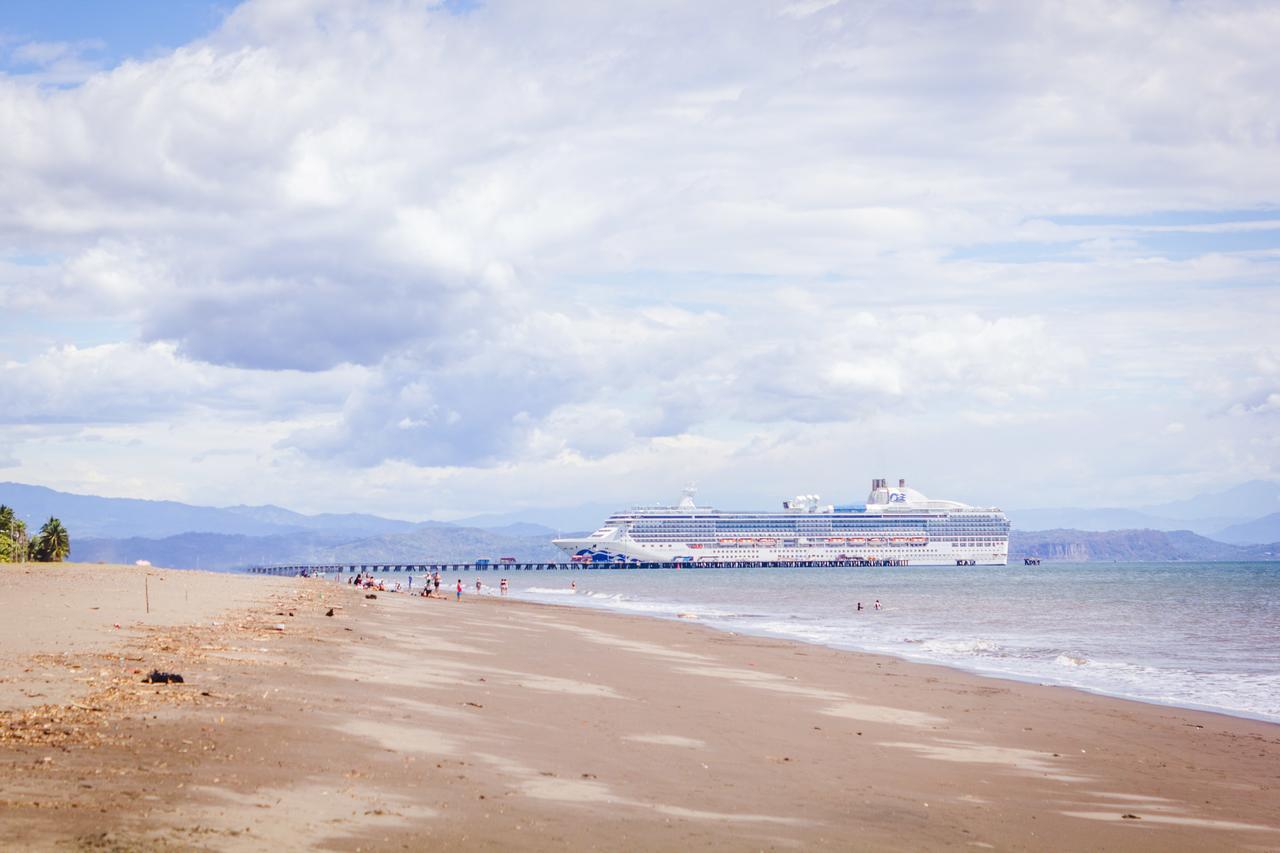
[1,563,1278,850]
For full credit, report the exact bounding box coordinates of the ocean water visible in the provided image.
[501,562,1280,724]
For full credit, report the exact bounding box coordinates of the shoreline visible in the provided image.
[3,563,1278,850]
[515,592,1280,729]
[502,560,1280,727]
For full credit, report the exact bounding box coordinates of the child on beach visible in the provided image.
[456,579,463,601]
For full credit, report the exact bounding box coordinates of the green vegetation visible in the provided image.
[0,504,25,562]
[0,505,70,563]
[33,516,71,562]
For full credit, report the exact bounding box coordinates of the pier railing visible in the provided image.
[245,558,912,576]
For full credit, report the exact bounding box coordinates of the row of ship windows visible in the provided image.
[628,520,1009,528]
[628,528,1008,536]
[630,527,949,533]
[632,540,1008,548]
[628,533,1009,537]
[624,535,1003,540]
[616,513,1006,520]
[617,517,1007,524]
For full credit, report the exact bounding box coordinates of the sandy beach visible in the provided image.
[1,564,1277,851]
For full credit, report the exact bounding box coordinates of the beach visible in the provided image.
[2,564,1278,851]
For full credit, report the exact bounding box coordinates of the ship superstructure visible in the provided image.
[553,479,1009,566]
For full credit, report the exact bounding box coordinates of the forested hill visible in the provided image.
[70,524,566,571]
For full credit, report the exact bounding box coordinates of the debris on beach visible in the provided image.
[1,590,336,754]
[143,670,185,684]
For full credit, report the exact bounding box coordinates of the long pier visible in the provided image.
[246,559,910,576]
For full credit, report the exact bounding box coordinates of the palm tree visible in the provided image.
[34,517,70,563]
[0,505,22,563]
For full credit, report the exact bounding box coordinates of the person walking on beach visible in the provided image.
[434,573,441,595]
[456,578,463,601]
[500,578,508,596]
[874,599,882,610]
[857,602,863,612]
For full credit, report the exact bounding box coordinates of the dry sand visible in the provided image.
[1,563,1277,851]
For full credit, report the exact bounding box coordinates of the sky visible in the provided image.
[0,0,1277,521]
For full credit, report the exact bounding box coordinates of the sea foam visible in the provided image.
[507,562,1280,723]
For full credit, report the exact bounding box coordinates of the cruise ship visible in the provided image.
[554,478,1009,566]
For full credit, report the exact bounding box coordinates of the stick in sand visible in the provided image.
[145,575,150,614]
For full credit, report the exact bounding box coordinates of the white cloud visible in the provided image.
[0,0,1277,512]
[0,342,363,424]
[5,39,106,85]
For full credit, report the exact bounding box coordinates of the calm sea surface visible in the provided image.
[500,562,1280,723]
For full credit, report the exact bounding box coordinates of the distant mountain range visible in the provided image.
[4,479,1280,568]
[0,481,418,539]
[71,525,565,571]
[0,480,569,569]
[1212,512,1280,546]
[450,504,621,533]
[1010,529,1279,563]
[1007,480,1280,543]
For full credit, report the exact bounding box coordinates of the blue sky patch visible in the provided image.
[0,0,230,74]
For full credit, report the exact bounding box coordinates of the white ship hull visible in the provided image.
[551,539,1008,566]
[554,478,1010,567]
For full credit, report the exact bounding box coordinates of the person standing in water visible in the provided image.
[476,578,482,594]
[857,602,863,612]
[874,599,882,610]
[500,578,508,596]
[456,578,463,601]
